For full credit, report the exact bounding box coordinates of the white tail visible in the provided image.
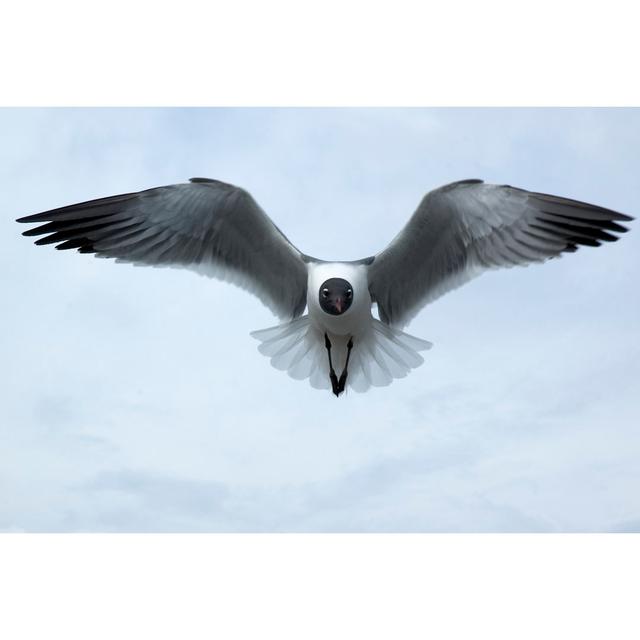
[250,316,432,393]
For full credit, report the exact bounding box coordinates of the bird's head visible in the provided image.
[319,278,353,316]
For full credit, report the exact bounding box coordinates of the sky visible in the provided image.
[1,107,639,532]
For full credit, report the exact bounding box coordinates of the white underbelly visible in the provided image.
[309,303,371,336]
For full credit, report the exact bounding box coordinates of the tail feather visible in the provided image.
[347,349,370,392]
[360,338,393,387]
[371,335,411,378]
[250,316,432,393]
[286,340,315,378]
[373,322,427,368]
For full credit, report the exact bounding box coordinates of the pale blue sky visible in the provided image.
[1,108,639,531]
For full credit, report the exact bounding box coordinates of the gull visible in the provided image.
[17,177,632,396]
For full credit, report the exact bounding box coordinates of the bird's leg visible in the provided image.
[337,337,354,394]
[324,333,340,397]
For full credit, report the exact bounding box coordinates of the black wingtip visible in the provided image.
[532,192,634,222]
[16,212,58,224]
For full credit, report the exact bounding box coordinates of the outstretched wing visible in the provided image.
[367,179,633,327]
[17,177,309,319]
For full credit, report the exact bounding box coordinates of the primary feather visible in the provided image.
[17,177,309,320]
[367,180,632,327]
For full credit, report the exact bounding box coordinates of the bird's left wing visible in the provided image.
[367,180,633,327]
[17,178,309,319]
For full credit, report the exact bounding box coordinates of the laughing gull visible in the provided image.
[17,178,632,396]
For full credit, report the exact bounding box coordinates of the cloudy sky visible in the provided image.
[1,108,639,532]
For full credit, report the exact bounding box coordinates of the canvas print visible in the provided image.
[2,108,638,531]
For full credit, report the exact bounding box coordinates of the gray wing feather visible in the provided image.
[17,178,309,319]
[368,179,633,327]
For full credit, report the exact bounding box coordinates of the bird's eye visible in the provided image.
[322,288,329,298]
[346,289,352,298]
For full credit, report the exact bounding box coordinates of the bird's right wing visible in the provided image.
[367,179,632,327]
[17,178,310,319]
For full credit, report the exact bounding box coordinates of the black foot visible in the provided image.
[325,334,354,398]
[330,371,340,397]
[325,333,341,397]
[335,336,354,397]
[337,370,348,394]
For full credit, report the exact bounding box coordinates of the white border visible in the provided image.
[1,0,640,105]
[1,534,639,639]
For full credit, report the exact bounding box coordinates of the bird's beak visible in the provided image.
[334,297,343,313]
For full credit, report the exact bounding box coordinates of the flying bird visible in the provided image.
[17,178,632,396]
